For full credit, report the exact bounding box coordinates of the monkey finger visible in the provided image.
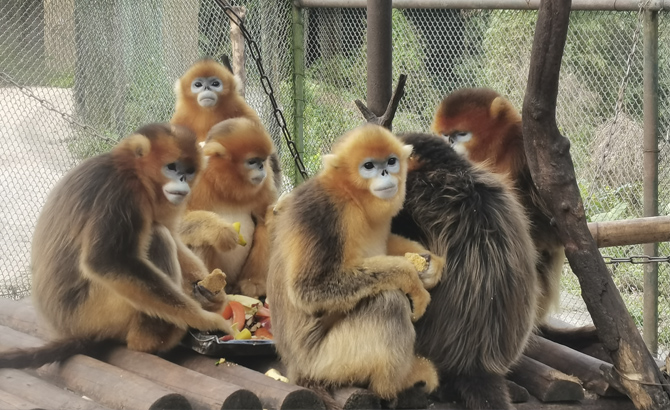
[409,287,431,322]
[419,254,446,290]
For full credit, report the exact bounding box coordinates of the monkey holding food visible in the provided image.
[0,123,233,369]
[180,117,279,298]
[267,124,444,408]
[392,132,538,410]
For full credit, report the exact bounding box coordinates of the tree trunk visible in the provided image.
[521,1,670,409]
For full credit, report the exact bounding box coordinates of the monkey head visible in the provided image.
[113,123,202,210]
[320,124,413,219]
[197,117,276,205]
[174,59,238,110]
[431,88,523,175]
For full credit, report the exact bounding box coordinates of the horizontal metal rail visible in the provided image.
[294,0,669,11]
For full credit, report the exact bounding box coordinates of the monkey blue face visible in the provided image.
[191,77,224,107]
[443,131,472,156]
[162,160,197,205]
[244,156,267,186]
[359,155,400,200]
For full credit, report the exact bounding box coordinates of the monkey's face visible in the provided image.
[358,155,401,200]
[242,156,268,186]
[161,159,197,205]
[191,76,223,108]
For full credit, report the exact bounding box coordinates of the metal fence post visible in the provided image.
[643,9,659,356]
[292,3,306,185]
[366,0,392,120]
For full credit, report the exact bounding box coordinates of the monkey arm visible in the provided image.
[387,234,445,290]
[175,238,227,312]
[237,219,269,298]
[288,254,430,321]
[180,210,239,252]
[81,217,232,333]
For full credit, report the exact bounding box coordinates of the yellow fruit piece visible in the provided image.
[234,328,252,340]
[405,253,428,272]
[228,294,263,308]
[265,368,289,383]
[232,222,247,246]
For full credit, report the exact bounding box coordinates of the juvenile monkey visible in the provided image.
[180,117,278,297]
[432,87,564,325]
[267,125,444,408]
[391,133,538,410]
[0,124,233,369]
[170,58,282,190]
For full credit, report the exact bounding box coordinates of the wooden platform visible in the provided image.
[0,297,636,410]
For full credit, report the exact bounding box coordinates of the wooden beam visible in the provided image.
[99,347,262,410]
[0,326,192,410]
[333,386,381,409]
[0,368,112,410]
[525,335,624,397]
[509,355,584,402]
[588,216,670,248]
[167,347,325,410]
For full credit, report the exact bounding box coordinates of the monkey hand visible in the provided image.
[407,283,431,322]
[417,253,445,290]
[193,269,228,312]
[188,308,235,335]
[238,278,266,300]
[214,220,244,252]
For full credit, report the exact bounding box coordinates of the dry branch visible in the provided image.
[521,0,670,408]
[355,74,407,130]
[509,355,584,402]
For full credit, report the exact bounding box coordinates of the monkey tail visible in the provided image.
[300,379,342,410]
[0,338,115,369]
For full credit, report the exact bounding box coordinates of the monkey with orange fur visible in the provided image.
[170,58,282,190]
[0,123,233,369]
[267,124,444,408]
[432,88,597,345]
[180,117,278,298]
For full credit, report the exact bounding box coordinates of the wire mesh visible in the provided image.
[0,1,668,358]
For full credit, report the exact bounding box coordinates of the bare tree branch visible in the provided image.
[355,74,407,130]
[522,1,670,409]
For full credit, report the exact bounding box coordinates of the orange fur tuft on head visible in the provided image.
[189,117,276,210]
[431,87,525,178]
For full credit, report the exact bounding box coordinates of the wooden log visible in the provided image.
[507,380,530,403]
[525,335,624,397]
[0,297,47,338]
[100,347,262,410]
[508,355,584,402]
[0,326,192,410]
[587,216,670,248]
[333,387,381,410]
[0,368,111,410]
[0,388,46,410]
[167,347,326,410]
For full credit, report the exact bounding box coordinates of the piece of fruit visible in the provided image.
[227,294,263,309]
[222,303,233,320]
[220,335,234,342]
[254,327,273,340]
[232,222,247,246]
[229,300,246,331]
[405,252,428,272]
[198,269,226,294]
[235,328,252,340]
[255,305,271,318]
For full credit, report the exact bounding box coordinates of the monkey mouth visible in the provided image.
[373,186,398,199]
[164,189,188,205]
[198,97,216,107]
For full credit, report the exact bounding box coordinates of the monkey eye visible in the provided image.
[363,162,375,170]
[211,80,220,87]
[194,81,202,88]
[451,131,473,143]
[167,163,177,171]
[387,157,397,166]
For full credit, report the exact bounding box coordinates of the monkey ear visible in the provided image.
[322,154,338,169]
[401,144,414,160]
[123,134,151,158]
[490,97,509,119]
[202,141,226,158]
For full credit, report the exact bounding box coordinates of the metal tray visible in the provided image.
[182,329,277,358]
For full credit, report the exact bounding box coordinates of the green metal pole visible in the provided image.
[292,3,306,186]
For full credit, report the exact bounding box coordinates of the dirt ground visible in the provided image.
[0,86,76,298]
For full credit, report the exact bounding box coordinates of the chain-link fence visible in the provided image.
[1,1,669,358]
